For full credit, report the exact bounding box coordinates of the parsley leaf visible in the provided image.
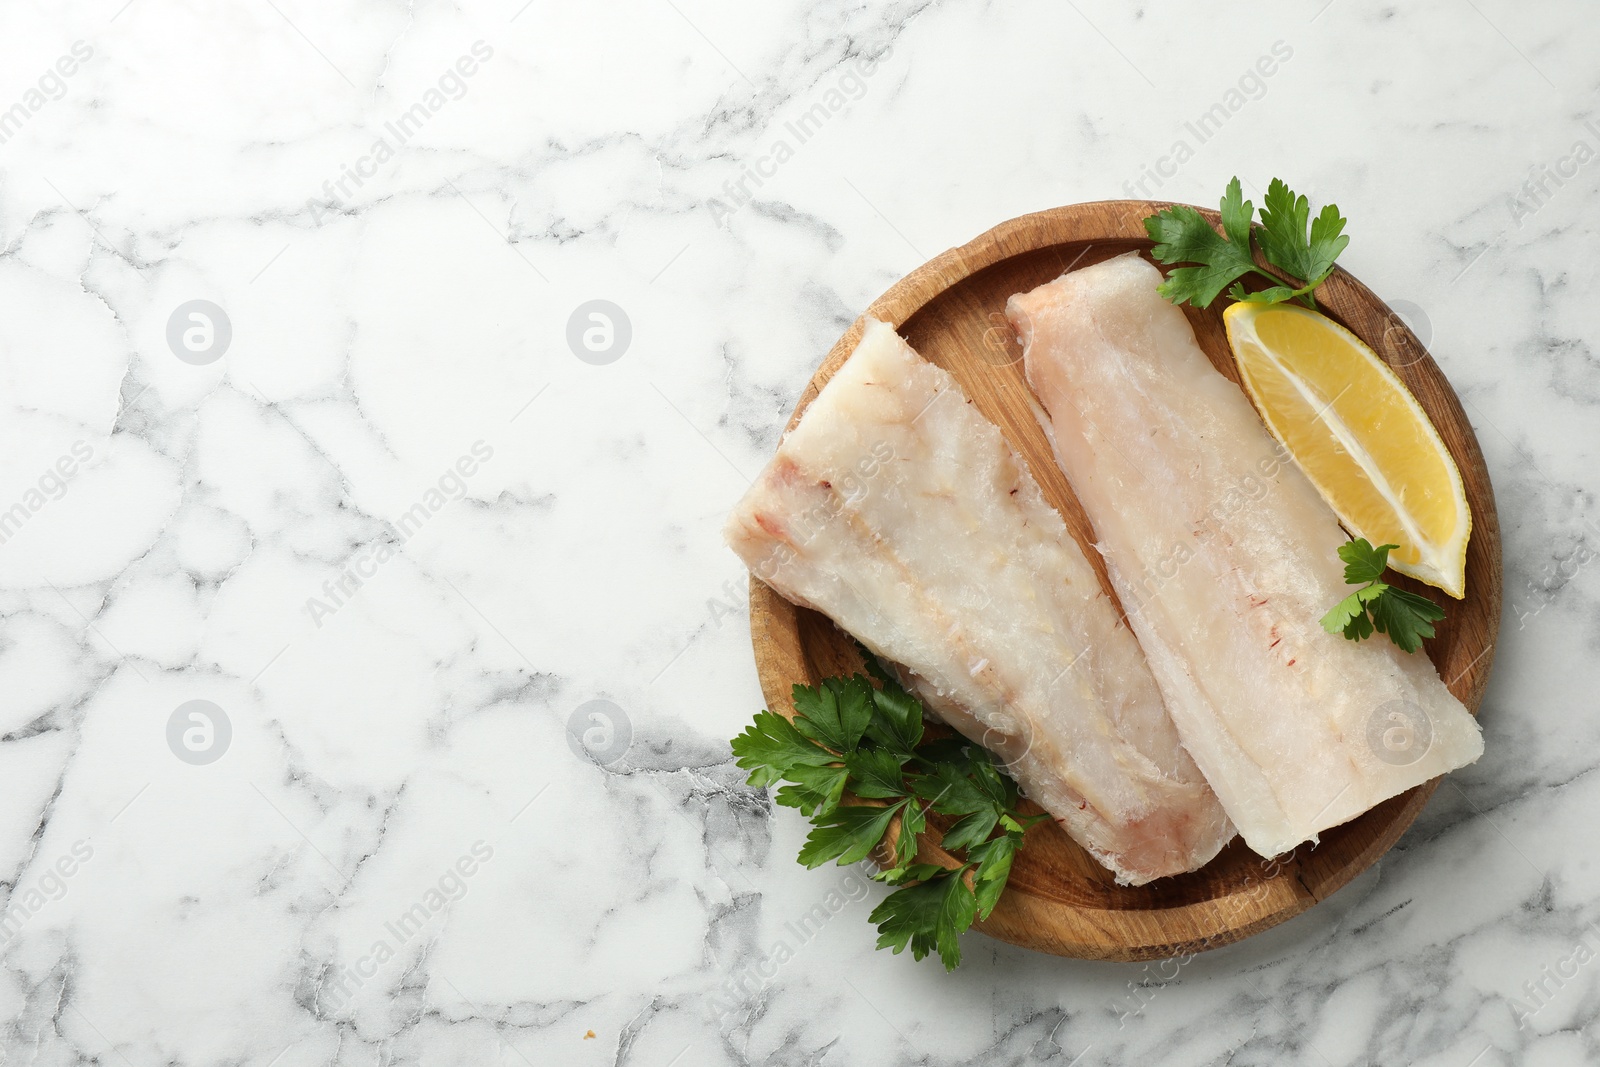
[1336,538,1394,585]
[1145,177,1349,310]
[845,748,913,799]
[874,862,947,887]
[1369,585,1446,654]
[1323,585,1382,642]
[911,761,997,817]
[730,646,1045,970]
[869,866,973,969]
[967,832,1022,919]
[892,795,928,870]
[729,710,834,788]
[1218,175,1253,249]
[1255,178,1349,307]
[791,676,874,755]
[869,864,982,971]
[967,749,1018,811]
[773,763,849,818]
[937,810,1003,853]
[1145,203,1262,309]
[797,800,907,869]
[1320,538,1446,653]
[865,682,923,755]
[932,870,979,968]
[851,640,925,755]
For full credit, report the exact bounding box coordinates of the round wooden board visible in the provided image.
[746,200,1501,963]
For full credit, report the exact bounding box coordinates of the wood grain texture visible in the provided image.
[745,200,1501,962]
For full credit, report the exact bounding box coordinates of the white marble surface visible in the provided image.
[0,0,1595,1063]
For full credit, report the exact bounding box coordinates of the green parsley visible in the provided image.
[1319,538,1446,654]
[1144,177,1349,310]
[730,646,1049,970]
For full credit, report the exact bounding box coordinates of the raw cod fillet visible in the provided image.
[1008,253,1484,859]
[724,317,1234,884]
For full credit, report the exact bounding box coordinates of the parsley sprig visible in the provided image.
[730,648,1049,970]
[1144,177,1349,310]
[1319,538,1446,653]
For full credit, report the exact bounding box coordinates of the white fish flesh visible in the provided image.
[725,317,1234,884]
[1009,253,1484,859]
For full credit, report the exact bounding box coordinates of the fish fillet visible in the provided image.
[1008,253,1484,859]
[725,317,1234,884]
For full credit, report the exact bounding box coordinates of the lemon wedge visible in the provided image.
[1223,301,1471,599]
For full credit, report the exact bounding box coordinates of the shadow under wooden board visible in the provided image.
[746,200,1501,962]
